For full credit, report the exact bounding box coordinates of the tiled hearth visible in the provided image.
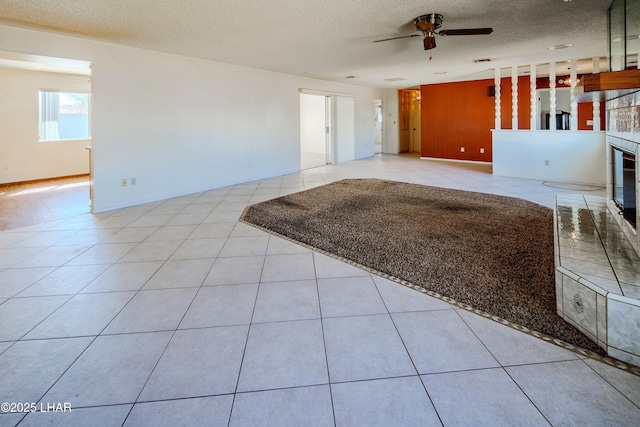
[555,194,640,366]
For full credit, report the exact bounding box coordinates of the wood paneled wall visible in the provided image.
[420,76,605,162]
[420,79,495,162]
[499,76,531,130]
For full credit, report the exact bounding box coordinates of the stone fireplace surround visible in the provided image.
[555,83,640,367]
[607,91,640,255]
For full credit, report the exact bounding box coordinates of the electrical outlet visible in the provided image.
[480,148,485,154]
[460,147,465,153]
[121,178,128,187]
[131,177,136,185]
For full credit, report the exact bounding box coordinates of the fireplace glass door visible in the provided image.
[613,147,637,228]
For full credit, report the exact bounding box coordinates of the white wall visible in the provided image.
[492,130,606,185]
[0,67,91,183]
[0,25,379,212]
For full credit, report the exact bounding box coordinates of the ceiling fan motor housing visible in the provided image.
[415,13,443,32]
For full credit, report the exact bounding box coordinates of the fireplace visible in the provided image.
[612,147,637,228]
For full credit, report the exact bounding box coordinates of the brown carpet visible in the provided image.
[241,178,604,354]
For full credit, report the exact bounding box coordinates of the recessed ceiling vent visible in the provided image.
[473,58,492,63]
[548,44,573,50]
[384,77,406,82]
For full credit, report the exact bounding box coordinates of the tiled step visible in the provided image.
[555,194,640,366]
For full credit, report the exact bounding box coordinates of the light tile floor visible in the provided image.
[1,155,640,426]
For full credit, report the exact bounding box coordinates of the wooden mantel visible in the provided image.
[572,69,640,102]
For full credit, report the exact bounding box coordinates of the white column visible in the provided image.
[570,59,578,130]
[494,68,501,129]
[512,66,518,130]
[530,64,537,130]
[549,62,556,131]
[592,57,601,131]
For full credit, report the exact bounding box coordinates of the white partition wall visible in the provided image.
[492,130,606,184]
[491,60,608,186]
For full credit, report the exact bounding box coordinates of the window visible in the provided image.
[39,90,90,141]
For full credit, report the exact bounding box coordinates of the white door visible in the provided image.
[331,95,355,163]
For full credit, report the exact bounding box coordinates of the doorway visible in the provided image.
[409,91,421,154]
[0,51,93,217]
[398,89,421,154]
[374,100,383,154]
[300,93,331,169]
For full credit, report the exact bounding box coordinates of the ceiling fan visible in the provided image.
[373,13,493,50]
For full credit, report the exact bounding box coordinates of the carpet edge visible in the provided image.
[238,212,640,377]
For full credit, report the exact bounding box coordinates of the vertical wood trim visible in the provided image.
[549,62,557,130]
[494,68,501,129]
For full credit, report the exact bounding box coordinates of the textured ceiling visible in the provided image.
[0,0,614,88]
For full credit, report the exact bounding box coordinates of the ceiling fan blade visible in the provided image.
[423,35,436,50]
[373,34,420,43]
[438,28,493,36]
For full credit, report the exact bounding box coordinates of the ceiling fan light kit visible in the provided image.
[423,34,437,50]
[374,13,493,51]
